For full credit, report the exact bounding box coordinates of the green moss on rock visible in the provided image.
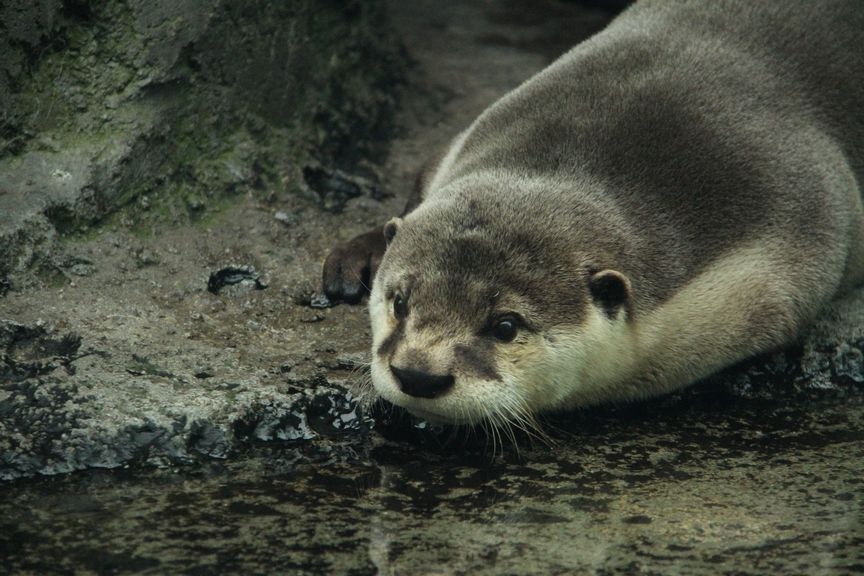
[0,0,405,285]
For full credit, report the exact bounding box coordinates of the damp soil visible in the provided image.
[1,0,863,574]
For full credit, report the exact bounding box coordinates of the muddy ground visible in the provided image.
[1,0,863,574]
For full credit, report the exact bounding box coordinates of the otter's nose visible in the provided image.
[390,365,454,399]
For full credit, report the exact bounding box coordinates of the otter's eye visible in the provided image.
[393,293,408,320]
[490,317,519,342]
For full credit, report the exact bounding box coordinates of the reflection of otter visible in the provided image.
[323,1,864,425]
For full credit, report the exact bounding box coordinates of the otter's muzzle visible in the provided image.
[390,365,455,399]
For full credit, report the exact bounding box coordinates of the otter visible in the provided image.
[322,0,864,425]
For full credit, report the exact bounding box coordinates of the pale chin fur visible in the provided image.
[369,357,513,426]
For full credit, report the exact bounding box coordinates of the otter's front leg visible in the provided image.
[322,227,388,304]
[321,153,440,303]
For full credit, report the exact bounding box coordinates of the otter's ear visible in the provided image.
[589,269,631,318]
[383,217,402,245]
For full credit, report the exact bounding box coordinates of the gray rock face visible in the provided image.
[0,0,404,291]
[0,303,374,480]
[0,0,63,140]
[0,0,404,480]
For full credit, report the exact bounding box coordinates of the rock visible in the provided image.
[309,293,334,309]
[0,0,405,291]
[0,317,370,480]
[0,319,82,383]
[274,210,298,226]
[302,166,383,214]
[207,265,267,295]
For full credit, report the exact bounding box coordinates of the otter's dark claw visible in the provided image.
[322,228,387,304]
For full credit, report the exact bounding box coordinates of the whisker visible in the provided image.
[516,410,555,448]
[513,404,552,446]
[511,401,532,454]
[502,412,520,458]
[475,396,500,457]
[345,359,380,416]
[499,393,554,450]
[489,411,505,459]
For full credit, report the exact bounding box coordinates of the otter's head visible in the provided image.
[367,189,633,425]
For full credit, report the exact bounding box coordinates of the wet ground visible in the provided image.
[1,0,863,573]
[3,387,863,574]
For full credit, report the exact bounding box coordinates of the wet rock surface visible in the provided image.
[1,0,863,573]
[1,386,862,574]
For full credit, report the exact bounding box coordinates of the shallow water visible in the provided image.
[3,385,862,575]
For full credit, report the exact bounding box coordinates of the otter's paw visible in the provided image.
[322,228,387,304]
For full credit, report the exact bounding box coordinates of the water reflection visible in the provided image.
[1,381,862,574]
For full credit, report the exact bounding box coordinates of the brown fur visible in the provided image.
[327,0,864,423]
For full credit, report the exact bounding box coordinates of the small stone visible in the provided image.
[207,265,267,294]
[309,293,332,309]
[274,210,295,225]
[302,165,381,214]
